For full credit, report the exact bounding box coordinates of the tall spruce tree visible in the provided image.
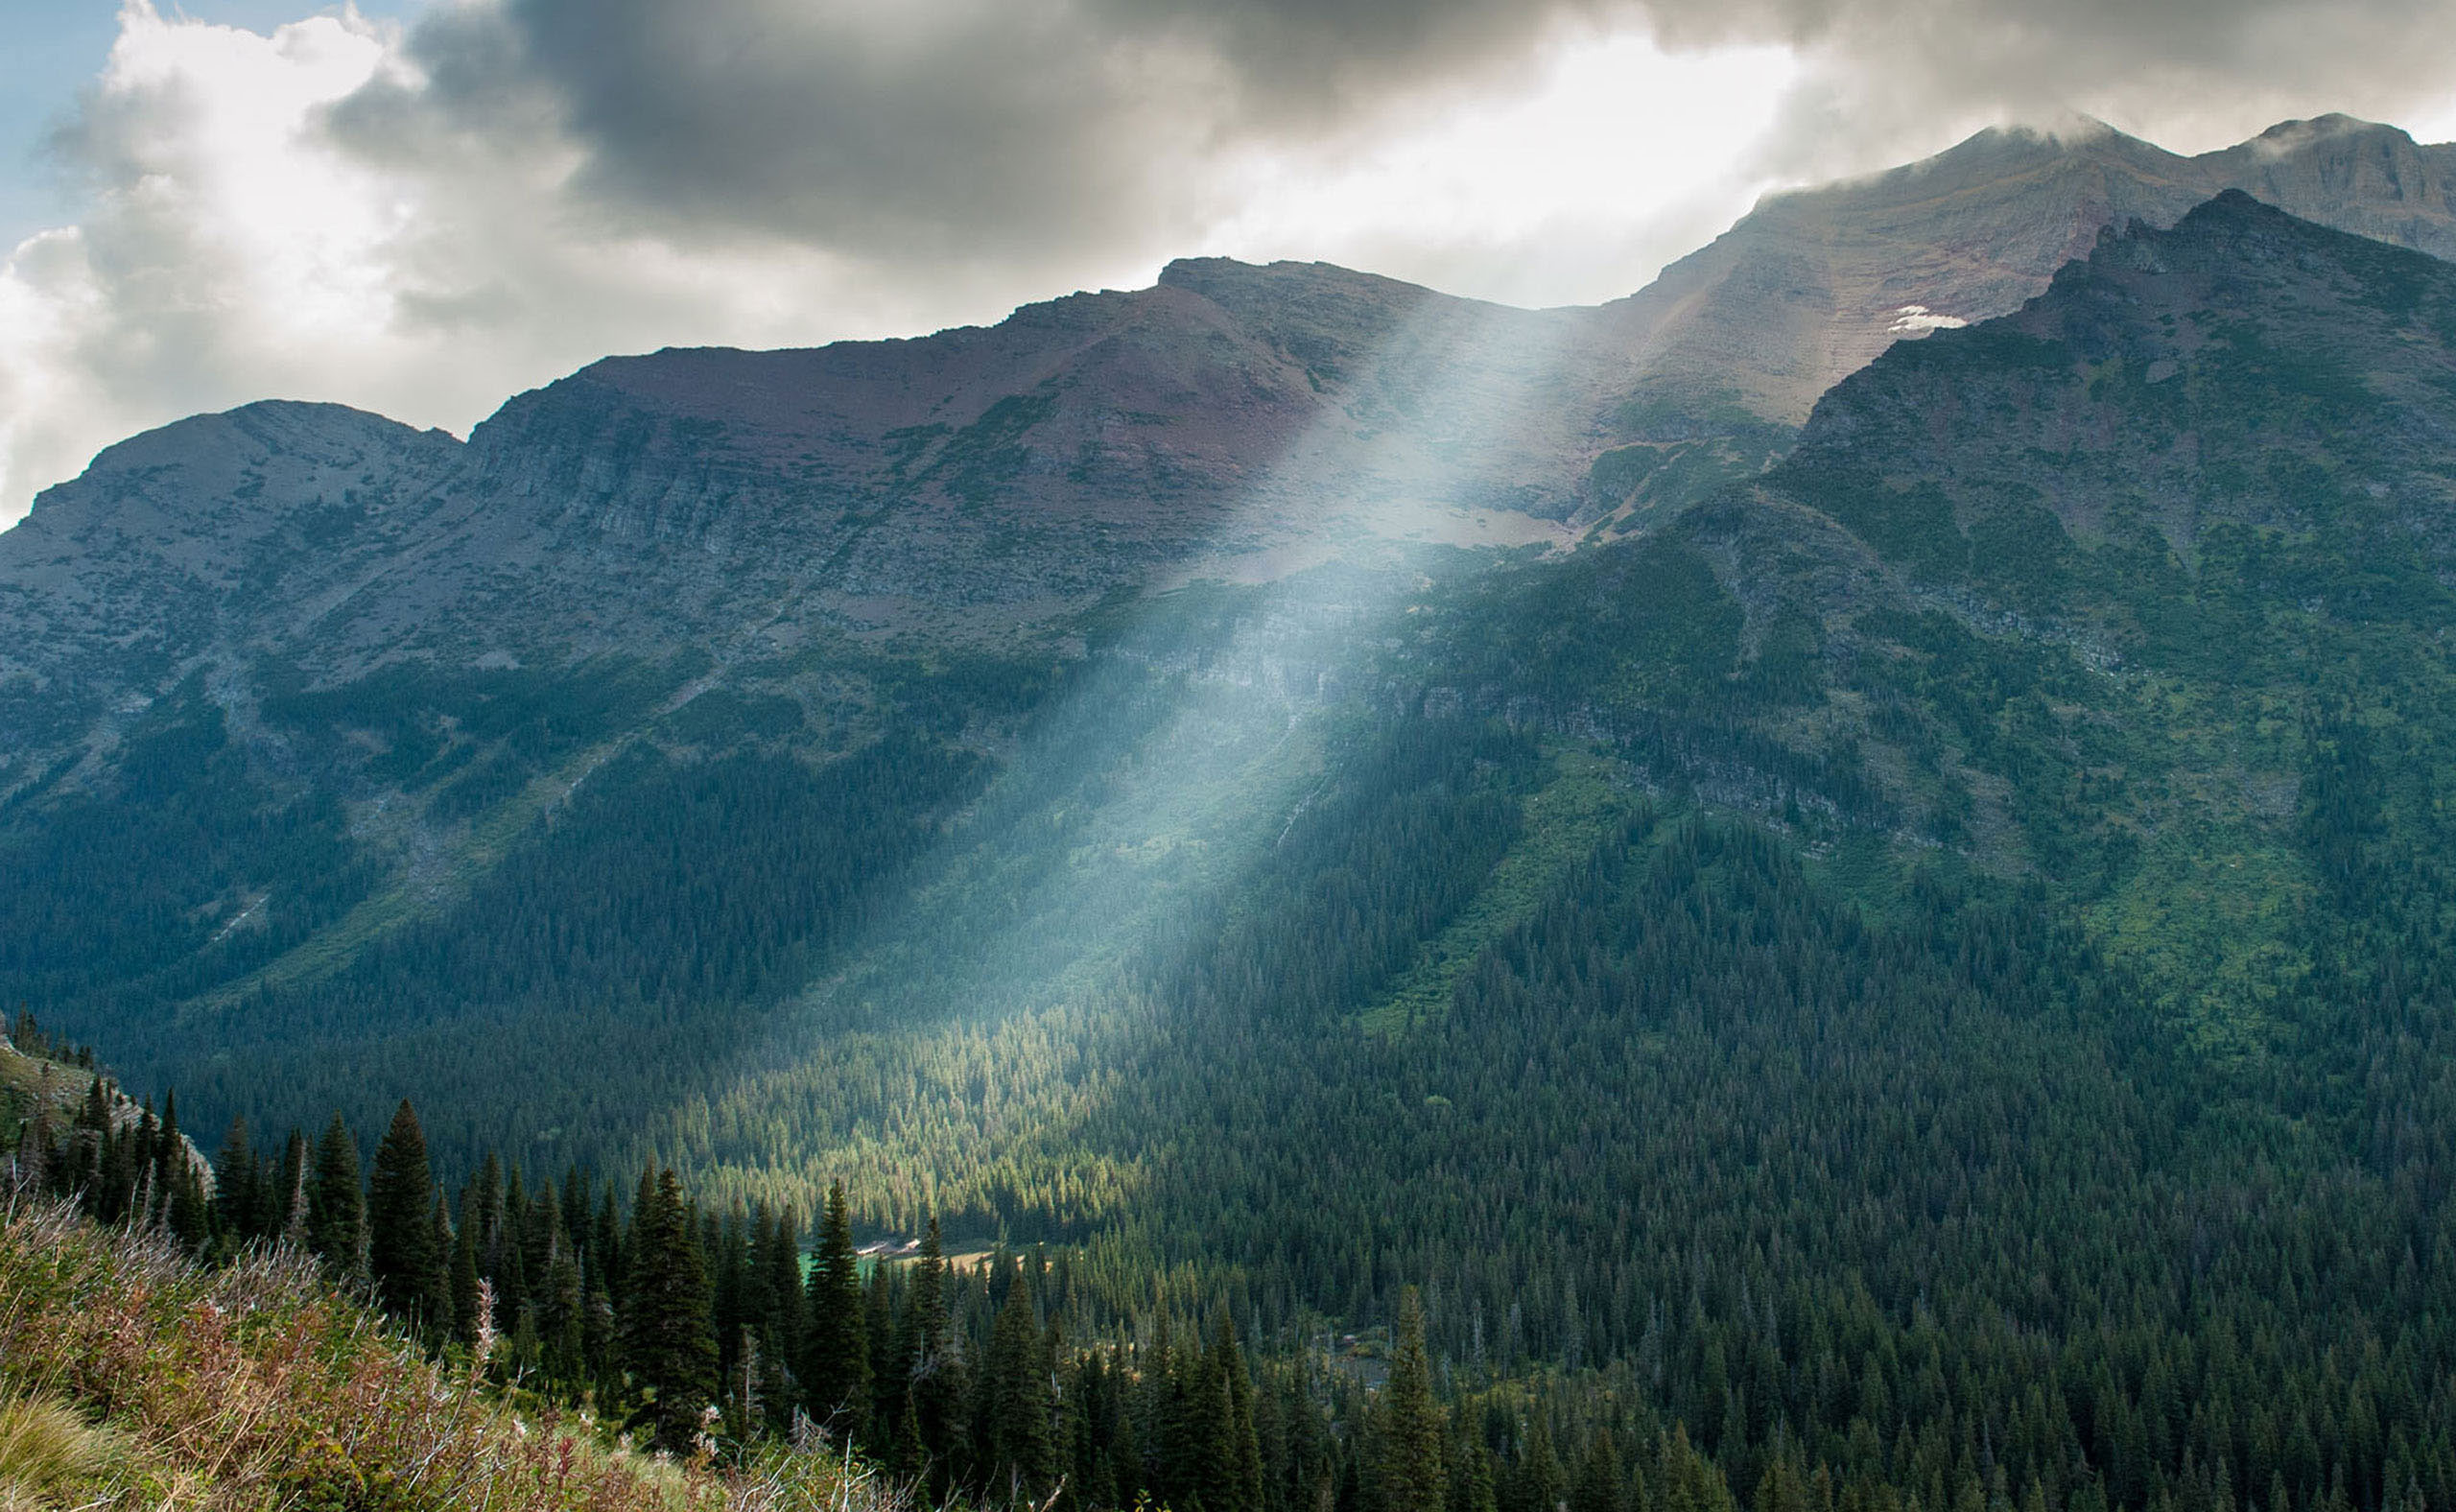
[906,1216,969,1485]
[273,1127,310,1241]
[366,1099,441,1326]
[865,1260,903,1454]
[451,1180,485,1344]
[982,1266,1055,1497]
[1216,1317,1264,1512]
[212,1116,258,1245]
[1382,1288,1446,1512]
[804,1182,872,1441]
[304,1114,365,1278]
[621,1167,718,1454]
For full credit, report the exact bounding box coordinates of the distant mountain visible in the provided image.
[0,264,1625,778]
[12,116,2449,786]
[1601,112,2456,439]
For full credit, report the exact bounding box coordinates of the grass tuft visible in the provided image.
[0,1392,113,1507]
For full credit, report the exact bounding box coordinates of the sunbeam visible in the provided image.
[635,287,1597,1232]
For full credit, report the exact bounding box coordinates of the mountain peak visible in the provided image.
[1156,255,1435,315]
[2247,112,2416,151]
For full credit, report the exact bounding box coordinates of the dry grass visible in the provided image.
[0,1391,117,1509]
[0,1195,916,1512]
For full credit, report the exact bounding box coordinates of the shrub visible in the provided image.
[0,1196,907,1512]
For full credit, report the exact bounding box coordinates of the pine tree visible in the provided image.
[212,1116,258,1245]
[983,1267,1055,1498]
[157,1092,211,1248]
[276,1127,312,1242]
[426,1197,458,1335]
[866,1259,902,1453]
[367,1099,441,1327]
[906,1216,969,1486]
[305,1114,365,1277]
[1382,1288,1447,1512]
[1576,1430,1624,1512]
[805,1182,873,1442]
[1217,1317,1265,1512]
[450,1197,484,1345]
[11,1099,52,1195]
[621,1167,718,1454]
[755,1204,805,1423]
[593,1186,626,1308]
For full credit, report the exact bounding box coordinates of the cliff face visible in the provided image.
[1781,189,2456,564]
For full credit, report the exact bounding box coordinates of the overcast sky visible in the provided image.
[2,0,2454,524]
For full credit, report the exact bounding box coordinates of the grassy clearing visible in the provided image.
[0,1044,95,1150]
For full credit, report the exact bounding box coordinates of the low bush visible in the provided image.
[0,1196,912,1512]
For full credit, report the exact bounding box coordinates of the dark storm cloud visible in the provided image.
[339,0,2456,272]
[337,0,1663,268]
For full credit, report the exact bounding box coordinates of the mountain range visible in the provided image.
[9,113,2453,773]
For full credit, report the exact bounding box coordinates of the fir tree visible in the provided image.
[804,1182,872,1442]
[275,1127,311,1242]
[305,1114,365,1277]
[1382,1288,1446,1512]
[983,1267,1055,1498]
[212,1115,258,1245]
[620,1167,718,1454]
[450,1196,484,1345]
[367,1099,441,1326]
[865,1259,903,1453]
[906,1216,969,1486]
[1575,1431,1624,1512]
[1216,1317,1264,1512]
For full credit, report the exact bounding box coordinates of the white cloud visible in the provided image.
[1202,24,1802,307]
[0,3,1095,523]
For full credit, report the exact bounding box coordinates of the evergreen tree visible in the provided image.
[155,1092,211,1248]
[983,1267,1056,1497]
[1516,1416,1565,1512]
[450,1196,483,1345]
[211,1115,258,1245]
[1216,1317,1264,1512]
[1382,1288,1446,1512]
[304,1114,365,1277]
[272,1127,309,1242]
[906,1216,969,1485]
[754,1204,805,1425]
[620,1167,718,1454]
[366,1099,441,1326]
[804,1182,872,1441]
[426,1197,457,1335]
[11,1099,53,1195]
[1575,1431,1624,1512]
[865,1259,903,1453]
